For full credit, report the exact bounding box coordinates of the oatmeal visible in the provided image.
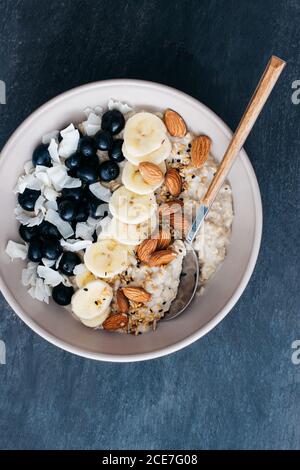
[6,100,233,334]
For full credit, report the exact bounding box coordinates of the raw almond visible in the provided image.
[148,250,177,267]
[116,288,129,314]
[164,168,182,197]
[122,286,152,303]
[156,227,171,250]
[191,135,211,168]
[158,199,184,217]
[103,313,128,330]
[137,238,158,263]
[163,109,187,137]
[139,162,164,185]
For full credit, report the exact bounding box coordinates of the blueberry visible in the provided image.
[32,143,52,167]
[86,154,100,169]
[52,283,74,306]
[19,224,40,242]
[67,168,78,178]
[94,130,113,151]
[58,199,77,222]
[78,136,97,158]
[76,201,90,222]
[77,165,99,184]
[101,110,125,135]
[18,189,41,212]
[65,152,82,170]
[108,139,125,162]
[28,239,43,262]
[58,252,81,276]
[61,187,84,202]
[99,160,119,182]
[42,238,62,260]
[39,221,61,240]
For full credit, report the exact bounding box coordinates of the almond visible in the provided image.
[158,199,184,217]
[164,168,182,197]
[156,227,171,250]
[148,250,177,267]
[163,109,187,137]
[139,162,164,185]
[137,238,158,263]
[116,288,129,314]
[122,286,152,303]
[191,135,211,168]
[171,213,189,237]
[103,313,128,331]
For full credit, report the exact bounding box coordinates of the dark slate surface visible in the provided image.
[0,0,299,450]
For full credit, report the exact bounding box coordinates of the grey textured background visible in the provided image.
[0,0,299,450]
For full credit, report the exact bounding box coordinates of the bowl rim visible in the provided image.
[0,79,263,362]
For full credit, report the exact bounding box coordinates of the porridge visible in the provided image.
[6,100,233,334]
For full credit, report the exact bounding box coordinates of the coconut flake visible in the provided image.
[89,182,111,202]
[45,209,74,239]
[24,160,34,174]
[44,200,58,211]
[28,278,51,303]
[34,195,46,215]
[6,240,27,260]
[42,130,59,144]
[63,176,82,189]
[41,258,56,268]
[59,127,80,158]
[108,99,132,114]
[73,263,86,276]
[82,112,101,136]
[47,165,68,191]
[21,262,38,286]
[75,222,94,241]
[48,138,60,163]
[37,265,63,287]
[60,238,92,252]
[83,106,103,117]
[95,203,109,218]
[44,186,59,201]
[14,173,42,194]
[14,206,44,227]
[60,123,75,137]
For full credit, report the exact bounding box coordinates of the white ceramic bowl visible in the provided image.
[0,80,262,362]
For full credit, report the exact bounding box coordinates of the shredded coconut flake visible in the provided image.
[43,186,58,201]
[37,265,63,287]
[45,209,74,239]
[108,99,132,114]
[48,138,60,163]
[28,278,51,303]
[34,195,46,215]
[73,263,86,276]
[60,238,92,252]
[6,240,27,260]
[89,182,111,202]
[21,262,38,286]
[58,127,80,158]
[75,222,94,241]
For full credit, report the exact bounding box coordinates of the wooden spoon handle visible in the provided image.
[202,55,286,208]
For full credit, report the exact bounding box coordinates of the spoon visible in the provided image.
[165,55,286,321]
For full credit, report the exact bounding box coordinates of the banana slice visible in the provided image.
[80,307,110,328]
[71,280,113,321]
[110,216,157,246]
[75,266,96,288]
[109,186,157,224]
[84,238,131,278]
[124,112,167,157]
[122,137,171,165]
[122,161,166,195]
